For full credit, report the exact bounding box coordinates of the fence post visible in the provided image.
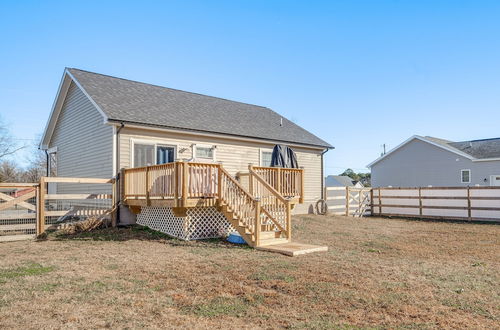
[37,177,46,236]
[254,200,261,246]
[277,168,282,195]
[418,187,423,216]
[467,186,472,220]
[378,187,382,215]
[299,168,304,203]
[370,188,374,216]
[345,186,350,216]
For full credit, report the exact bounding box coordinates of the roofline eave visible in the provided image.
[106,119,333,150]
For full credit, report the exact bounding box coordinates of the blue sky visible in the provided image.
[1,0,499,174]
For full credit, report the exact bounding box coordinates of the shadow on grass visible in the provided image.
[44,225,252,251]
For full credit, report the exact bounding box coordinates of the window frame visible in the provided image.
[193,144,216,161]
[130,139,177,168]
[461,169,471,184]
[259,148,273,167]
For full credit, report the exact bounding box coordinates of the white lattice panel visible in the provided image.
[137,207,235,240]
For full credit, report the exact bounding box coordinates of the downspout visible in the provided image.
[320,148,330,200]
[44,149,49,176]
[115,123,125,224]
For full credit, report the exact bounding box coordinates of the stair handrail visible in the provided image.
[219,166,261,244]
[249,167,291,240]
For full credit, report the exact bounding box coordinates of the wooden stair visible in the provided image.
[219,203,288,247]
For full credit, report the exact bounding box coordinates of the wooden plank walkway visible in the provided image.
[256,242,328,257]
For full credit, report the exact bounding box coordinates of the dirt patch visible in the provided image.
[0,215,498,329]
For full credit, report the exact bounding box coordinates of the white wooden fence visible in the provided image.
[325,187,372,217]
[325,186,500,222]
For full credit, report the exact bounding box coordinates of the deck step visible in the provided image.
[258,237,289,246]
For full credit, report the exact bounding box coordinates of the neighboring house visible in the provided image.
[325,175,364,188]
[368,135,500,187]
[40,68,332,215]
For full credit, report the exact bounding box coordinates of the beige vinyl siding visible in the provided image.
[119,127,323,214]
[49,82,113,193]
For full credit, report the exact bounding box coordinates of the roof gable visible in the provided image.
[40,69,108,149]
[367,135,476,168]
[65,68,331,148]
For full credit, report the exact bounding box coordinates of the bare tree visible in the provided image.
[20,135,46,182]
[0,160,20,182]
[0,116,24,160]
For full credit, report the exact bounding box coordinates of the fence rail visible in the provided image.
[325,186,500,222]
[372,186,500,222]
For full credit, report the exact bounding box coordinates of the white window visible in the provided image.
[260,148,273,167]
[132,140,176,167]
[194,144,215,161]
[461,169,471,183]
[490,175,500,186]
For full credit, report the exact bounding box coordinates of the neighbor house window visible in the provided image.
[194,144,215,161]
[133,141,176,167]
[461,169,471,183]
[260,149,273,167]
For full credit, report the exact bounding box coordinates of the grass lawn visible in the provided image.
[0,215,498,329]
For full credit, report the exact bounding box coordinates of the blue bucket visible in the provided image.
[227,232,246,244]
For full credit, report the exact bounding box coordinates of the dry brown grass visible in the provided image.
[0,215,498,329]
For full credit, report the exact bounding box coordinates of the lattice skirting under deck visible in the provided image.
[136,206,235,240]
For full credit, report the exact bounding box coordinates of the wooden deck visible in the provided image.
[122,162,305,247]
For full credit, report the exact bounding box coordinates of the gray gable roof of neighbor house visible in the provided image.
[67,68,332,148]
[325,175,355,187]
[424,136,500,159]
[449,138,500,159]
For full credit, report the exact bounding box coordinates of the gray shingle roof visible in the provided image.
[424,136,500,159]
[449,138,500,159]
[68,68,332,148]
[325,175,355,187]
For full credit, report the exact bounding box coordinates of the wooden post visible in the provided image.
[370,188,374,216]
[145,166,150,206]
[254,200,261,247]
[111,178,117,227]
[174,162,179,207]
[37,177,46,236]
[418,187,423,216]
[299,169,304,203]
[467,186,472,220]
[276,168,282,195]
[378,187,382,215]
[217,164,222,203]
[285,199,291,241]
[248,164,254,196]
[182,161,188,207]
[345,186,350,216]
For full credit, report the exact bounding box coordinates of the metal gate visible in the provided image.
[0,183,39,242]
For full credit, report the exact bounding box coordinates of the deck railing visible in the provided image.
[250,166,304,202]
[122,161,296,246]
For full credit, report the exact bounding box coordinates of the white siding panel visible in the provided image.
[49,82,113,193]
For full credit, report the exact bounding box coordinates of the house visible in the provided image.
[368,135,500,187]
[325,175,364,188]
[39,68,332,246]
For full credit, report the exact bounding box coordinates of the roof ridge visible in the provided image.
[68,67,272,110]
[455,137,500,143]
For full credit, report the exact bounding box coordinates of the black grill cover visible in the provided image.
[270,145,299,168]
